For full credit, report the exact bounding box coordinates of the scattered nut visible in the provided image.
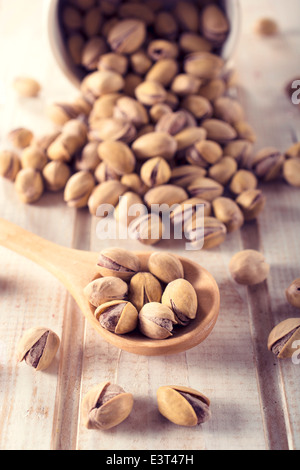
[229,249,270,286]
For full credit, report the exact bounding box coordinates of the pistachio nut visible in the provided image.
[13,77,41,98]
[94,162,120,184]
[254,18,279,36]
[229,169,258,196]
[157,385,211,426]
[140,157,171,187]
[81,382,134,430]
[81,70,125,100]
[179,32,212,54]
[147,40,179,61]
[148,252,184,285]
[67,33,85,66]
[139,302,177,339]
[8,128,33,149]
[84,276,128,308]
[81,37,108,70]
[128,213,164,246]
[95,300,138,335]
[186,140,223,168]
[89,118,136,143]
[173,0,199,32]
[154,11,178,39]
[62,5,82,31]
[185,216,227,250]
[145,59,179,87]
[17,327,60,371]
[75,141,100,172]
[286,279,300,308]
[251,147,285,181]
[20,145,47,171]
[64,171,95,208]
[283,158,300,187]
[132,131,177,161]
[97,247,141,281]
[285,142,300,159]
[129,272,163,312]
[114,191,145,227]
[188,177,224,202]
[108,19,146,54]
[82,6,103,38]
[98,141,136,176]
[144,184,188,210]
[120,173,148,196]
[213,97,245,124]
[198,78,226,102]
[135,80,167,106]
[47,134,82,163]
[223,140,254,168]
[114,96,149,127]
[201,119,237,144]
[130,50,153,76]
[234,121,257,143]
[162,279,197,326]
[33,131,60,153]
[46,103,81,126]
[236,189,266,221]
[208,156,238,185]
[170,74,202,96]
[170,166,207,188]
[229,249,270,286]
[175,127,207,153]
[155,110,196,136]
[212,197,244,233]
[184,52,224,80]
[98,52,128,75]
[88,180,128,215]
[15,168,44,204]
[42,161,71,192]
[181,95,213,120]
[89,93,123,122]
[201,3,229,45]
[268,319,300,359]
[170,197,211,228]
[0,150,21,181]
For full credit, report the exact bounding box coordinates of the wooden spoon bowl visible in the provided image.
[0,217,220,356]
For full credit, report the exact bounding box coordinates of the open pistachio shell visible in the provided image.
[268,318,300,359]
[162,279,197,325]
[97,247,141,281]
[95,300,138,335]
[17,327,60,371]
[139,302,177,339]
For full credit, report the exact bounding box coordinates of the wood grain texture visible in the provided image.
[0,0,299,450]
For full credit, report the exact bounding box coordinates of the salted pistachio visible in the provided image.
[154,11,178,39]
[95,161,120,184]
[132,131,177,161]
[162,279,197,326]
[223,140,254,168]
[285,142,300,159]
[185,216,227,250]
[42,161,71,192]
[130,50,153,75]
[208,156,238,185]
[145,59,178,87]
[155,110,196,136]
[95,300,138,335]
[140,157,171,187]
[188,177,224,202]
[47,134,84,163]
[181,95,213,120]
[0,150,21,181]
[8,128,33,149]
[234,121,257,143]
[119,2,155,25]
[144,184,188,210]
[201,3,230,45]
[129,272,163,312]
[170,197,211,228]
[286,279,300,308]
[98,52,128,76]
[283,158,300,187]
[15,168,44,204]
[254,18,279,36]
[20,145,47,171]
[251,147,285,181]
[128,213,164,246]
[139,302,177,339]
[148,252,184,285]
[212,197,244,233]
[147,39,179,61]
[108,19,146,54]
[61,5,82,31]
[201,119,237,144]
[67,33,85,66]
[186,140,223,168]
[184,52,225,80]
[98,141,136,176]
[135,80,167,106]
[170,166,207,188]
[157,385,211,426]
[236,189,266,221]
[213,97,245,124]
[173,0,199,32]
[175,127,207,153]
[114,191,145,227]
[89,93,123,122]
[179,32,212,54]
[81,70,125,100]
[13,77,41,97]
[89,117,136,144]
[229,169,258,195]
[229,249,270,286]
[81,382,134,430]
[17,327,60,371]
[170,74,202,96]
[97,247,141,281]
[114,96,148,128]
[84,276,128,308]
[75,142,100,172]
[88,180,128,215]
[81,37,107,71]
[46,103,81,126]
[268,319,300,359]
[64,171,95,208]
[120,173,148,196]
[82,6,103,38]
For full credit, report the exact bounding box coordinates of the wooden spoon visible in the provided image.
[0,217,220,356]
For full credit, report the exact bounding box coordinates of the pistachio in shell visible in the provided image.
[162,278,197,326]
[129,272,163,312]
[235,189,266,221]
[185,216,227,250]
[0,150,21,181]
[148,252,184,285]
[95,300,138,335]
[212,197,244,233]
[229,249,270,286]
[286,279,300,308]
[17,327,60,371]
[84,276,128,308]
[268,318,300,359]
[139,302,177,339]
[97,247,141,281]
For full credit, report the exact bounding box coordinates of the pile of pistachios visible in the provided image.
[84,247,198,339]
[1,0,299,250]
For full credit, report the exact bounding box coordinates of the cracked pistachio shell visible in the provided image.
[198,78,226,102]
[229,169,258,196]
[108,19,146,54]
[170,166,206,188]
[46,103,81,126]
[64,171,95,208]
[201,119,237,144]
[139,302,177,339]
[0,150,20,181]
[179,32,212,54]
[98,52,128,75]
[283,158,300,187]
[140,157,171,187]
[201,4,229,45]
[98,141,136,176]
[175,127,207,153]
[8,128,33,149]
[186,140,223,168]
[157,385,211,427]
[208,156,237,186]
[43,161,71,192]
[184,52,224,80]
[94,161,119,184]
[268,319,300,359]
[81,70,125,100]
[181,95,213,120]
[17,327,60,371]
[286,279,300,308]
[188,177,224,202]
[114,191,145,227]
[84,276,128,308]
[252,147,285,181]
[185,216,227,250]
[75,141,100,172]
[212,197,244,233]
[81,382,134,430]
[21,145,47,171]
[13,77,41,97]
[129,272,163,312]
[144,184,188,209]
[97,247,141,281]
[234,121,257,143]
[129,213,165,246]
[95,300,138,334]
[89,93,123,122]
[135,80,167,106]
[81,37,107,70]
[236,189,266,221]
[148,252,184,285]
[170,197,211,227]
[214,96,245,124]
[147,40,179,61]
[88,180,128,215]
[15,168,44,204]
[155,110,196,135]
[229,249,270,286]
[132,132,177,161]
[162,279,197,325]
[223,140,254,168]
[114,96,148,127]
[145,59,178,87]
[89,118,136,144]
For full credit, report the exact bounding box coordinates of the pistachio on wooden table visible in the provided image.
[17,327,60,371]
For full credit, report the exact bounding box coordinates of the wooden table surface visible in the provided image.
[0,0,300,451]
